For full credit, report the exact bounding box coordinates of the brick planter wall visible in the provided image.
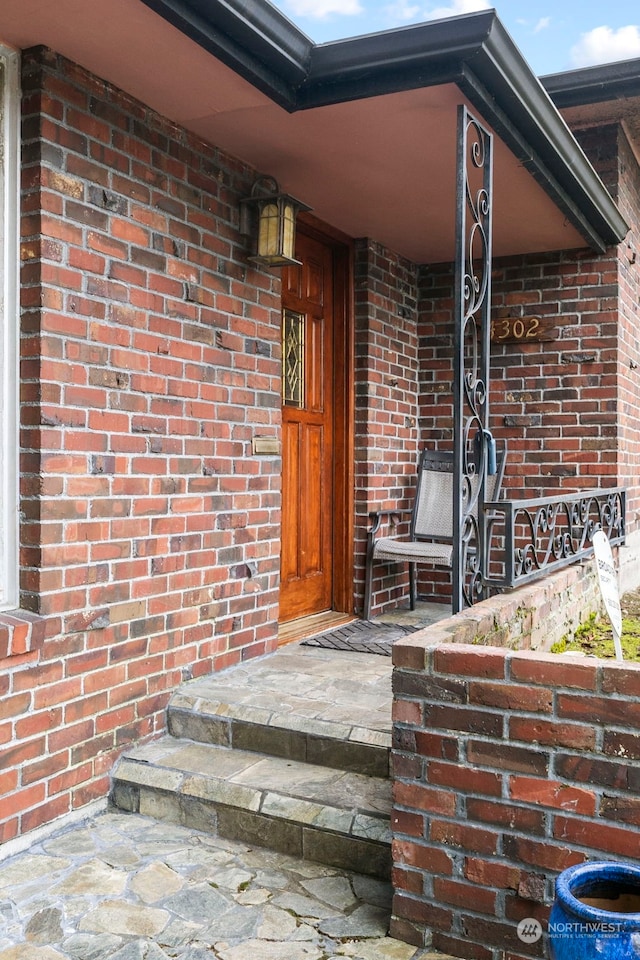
[390,565,639,960]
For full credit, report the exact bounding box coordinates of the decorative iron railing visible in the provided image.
[483,488,626,589]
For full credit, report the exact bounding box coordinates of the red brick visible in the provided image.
[427,704,503,737]
[21,751,69,786]
[392,699,422,724]
[0,783,47,820]
[426,761,502,796]
[433,645,507,678]
[33,679,83,710]
[434,877,497,914]
[0,693,31,721]
[21,794,71,834]
[599,795,640,826]
[393,780,457,816]
[48,760,94,796]
[601,662,640,696]
[464,857,522,890]
[391,809,425,838]
[64,691,110,724]
[391,754,423,779]
[463,916,542,955]
[392,866,424,895]
[509,776,596,814]
[392,839,454,875]
[414,730,459,761]
[555,753,632,791]
[554,816,640,858]
[49,720,96,753]
[13,660,65,690]
[502,835,587,872]
[15,709,63,739]
[469,680,552,713]
[503,893,549,922]
[509,653,597,689]
[392,892,453,932]
[557,693,640,726]
[509,715,596,750]
[429,819,499,855]
[432,932,494,960]
[467,739,549,775]
[466,798,547,834]
[603,730,640,760]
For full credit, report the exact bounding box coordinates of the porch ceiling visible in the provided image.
[0,0,628,263]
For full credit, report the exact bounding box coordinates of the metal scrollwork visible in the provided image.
[486,489,626,588]
[454,106,493,612]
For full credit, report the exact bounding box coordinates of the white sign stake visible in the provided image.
[593,530,623,662]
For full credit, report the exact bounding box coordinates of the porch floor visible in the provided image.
[168,599,451,752]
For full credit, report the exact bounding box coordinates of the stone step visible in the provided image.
[166,648,392,778]
[111,737,392,879]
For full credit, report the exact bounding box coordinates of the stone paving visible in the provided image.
[0,810,452,960]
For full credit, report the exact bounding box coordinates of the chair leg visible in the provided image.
[409,564,416,611]
[364,535,374,620]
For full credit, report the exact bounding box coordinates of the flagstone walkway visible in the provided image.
[0,810,454,960]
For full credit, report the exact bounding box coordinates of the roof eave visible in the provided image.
[139,0,629,252]
[542,58,640,109]
[139,0,312,109]
[464,18,629,251]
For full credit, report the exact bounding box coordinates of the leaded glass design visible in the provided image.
[282,310,304,407]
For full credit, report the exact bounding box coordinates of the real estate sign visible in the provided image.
[593,530,623,661]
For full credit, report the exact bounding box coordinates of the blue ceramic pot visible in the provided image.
[549,862,640,960]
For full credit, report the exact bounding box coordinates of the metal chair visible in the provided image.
[363,443,507,618]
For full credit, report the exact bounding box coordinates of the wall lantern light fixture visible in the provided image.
[240,175,311,267]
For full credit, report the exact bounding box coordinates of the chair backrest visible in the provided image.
[411,441,507,542]
[412,450,455,541]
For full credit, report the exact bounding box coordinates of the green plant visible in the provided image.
[551,609,640,661]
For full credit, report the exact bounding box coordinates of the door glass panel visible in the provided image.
[282,309,305,408]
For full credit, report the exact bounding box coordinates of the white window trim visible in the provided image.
[0,45,20,611]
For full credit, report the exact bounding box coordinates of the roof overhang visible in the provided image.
[543,59,640,165]
[0,0,629,261]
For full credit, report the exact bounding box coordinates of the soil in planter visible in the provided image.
[551,587,640,661]
[580,890,640,913]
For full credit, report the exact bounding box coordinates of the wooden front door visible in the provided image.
[279,229,337,623]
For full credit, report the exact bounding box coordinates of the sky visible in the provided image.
[269,0,640,77]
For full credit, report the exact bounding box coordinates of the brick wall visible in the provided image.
[0,47,282,841]
[418,245,622,501]
[390,566,638,960]
[610,125,640,589]
[354,239,420,614]
[490,125,620,500]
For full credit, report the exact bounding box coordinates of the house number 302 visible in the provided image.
[490,316,548,343]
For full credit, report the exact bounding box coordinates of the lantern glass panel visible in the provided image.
[258,202,280,258]
[282,202,295,261]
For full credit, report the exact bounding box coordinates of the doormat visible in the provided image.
[301,619,420,656]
